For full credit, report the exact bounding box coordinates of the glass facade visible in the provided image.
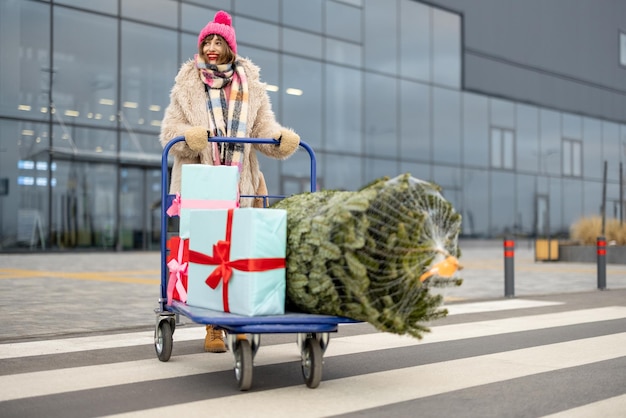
[1,0,625,251]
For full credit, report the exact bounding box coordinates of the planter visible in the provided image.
[558,244,626,264]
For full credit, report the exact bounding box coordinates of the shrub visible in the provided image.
[570,216,626,245]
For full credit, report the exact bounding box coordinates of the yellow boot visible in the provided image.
[204,325,227,353]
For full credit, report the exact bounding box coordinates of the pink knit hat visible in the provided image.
[198,11,237,55]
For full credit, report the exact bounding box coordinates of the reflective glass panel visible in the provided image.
[51,161,116,249]
[282,0,322,32]
[583,180,602,216]
[516,104,539,173]
[602,121,620,181]
[490,128,501,168]
[326,1,361,43]
[503,130,515,169]
[53,8,118,128]
[0,1,50,120]
[235,16,279,50]
[16,121,51,161]
[516,174,536,236]
[121,21,177,134]
[336,0,363,6]
[52,125,117,157]
[562,178,583,231]
[583,117,602,180]
[433,165,461,197]
[0,120,50,246]
[323,154,362,191]
[325,38,362,66]
[400,0,430,82]
[122,0,178,28]
[55,0,116,14]
[539,109,561,176]
[324,64,362,153]
[400,161,431,182]
[462,168,489,237]
[121,132,163,164]
[283,29,323,60]
[182,4,220,37]
[364,73,397,158]
[490,98,514,129]
[549,178,563,234]
[282,56,322,149]
[400,81,430,162]
[182,0,230,10]
[433,87,461,164]
[463,93,489,168]
[490,172,515,235]
[365,158,398,185]
[572,141,582,177]
[237,46,280,117]
[364,0,397,74]
[562,113,582,139]
[432,8,460,88]
[234,0,279,22]
[182,33,198,63]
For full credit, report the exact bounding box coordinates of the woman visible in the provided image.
[160,10,300,352]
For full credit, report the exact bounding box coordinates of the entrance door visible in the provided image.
[120,167,161,250]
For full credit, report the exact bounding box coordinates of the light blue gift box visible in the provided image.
[179,165,239,239]
[186,208,287,316]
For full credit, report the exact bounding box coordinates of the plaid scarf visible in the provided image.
[195,54,248,171]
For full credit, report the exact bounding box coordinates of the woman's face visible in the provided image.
[202,35,228,65]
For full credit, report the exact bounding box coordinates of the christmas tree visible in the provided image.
[272,174,463,339]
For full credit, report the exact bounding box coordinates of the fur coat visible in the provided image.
[159,57,298,207]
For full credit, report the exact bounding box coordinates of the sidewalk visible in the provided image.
[1,239,625,342]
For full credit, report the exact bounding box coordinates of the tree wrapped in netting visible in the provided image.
[272,173,462,339]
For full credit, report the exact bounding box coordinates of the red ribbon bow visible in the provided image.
[189,209,285,312]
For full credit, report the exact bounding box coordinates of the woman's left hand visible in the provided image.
[273,129,300,157]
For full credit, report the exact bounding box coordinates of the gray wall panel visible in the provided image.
[429,0,626,123]
[465,53,626,122]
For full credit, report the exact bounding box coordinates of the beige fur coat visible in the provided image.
[159,57,298,207]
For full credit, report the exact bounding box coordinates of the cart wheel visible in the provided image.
[155,320,173,362]
[234,339,253,391]
[301,337,323,388]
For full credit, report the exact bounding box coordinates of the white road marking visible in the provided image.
[1,307,624,402]
[104,333,626,418]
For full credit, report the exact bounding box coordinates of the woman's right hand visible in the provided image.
[184,126,210,152]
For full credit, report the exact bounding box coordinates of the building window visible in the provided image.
[621,32,626,67]
[490,127,515,169]
[563,138,582,177]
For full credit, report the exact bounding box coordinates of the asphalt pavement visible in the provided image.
[1,238,625,342]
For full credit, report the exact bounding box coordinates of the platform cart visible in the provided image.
[154,136,359,391]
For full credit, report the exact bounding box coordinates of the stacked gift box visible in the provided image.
[166,164,287,316]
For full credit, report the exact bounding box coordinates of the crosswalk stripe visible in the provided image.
[444,298,562,315]
[0,299,590,360]
[103,333,626,418]
[1,306,624,402]
[540,394,626,418]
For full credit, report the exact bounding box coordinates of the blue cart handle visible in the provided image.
[161,136,316,195]
[159,135,317,308]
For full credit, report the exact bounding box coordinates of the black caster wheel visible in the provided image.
[234,339,253,391]
[155,320,173,362]
[301,337,323,388]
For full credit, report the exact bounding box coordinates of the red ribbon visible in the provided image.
[189,209,285,312]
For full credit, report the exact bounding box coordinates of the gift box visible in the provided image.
[168,164,240,239]
[166,236,189,305]
[186,208,287,316]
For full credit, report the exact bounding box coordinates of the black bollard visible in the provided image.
[597,236,607,290]
[504,238,515,298]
